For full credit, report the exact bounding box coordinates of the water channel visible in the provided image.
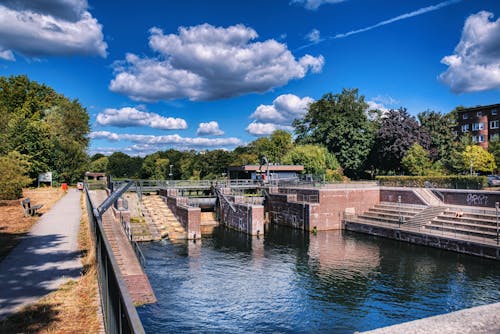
[137,225,500,333]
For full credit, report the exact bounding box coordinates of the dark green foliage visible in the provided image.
[373,108,430,174]
[376,175,487,189]
[107,152,142,178]
[0,75,90,184]
[293,88,375,178]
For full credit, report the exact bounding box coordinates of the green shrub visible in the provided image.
[0,151,33,200]
[376,175,486,189]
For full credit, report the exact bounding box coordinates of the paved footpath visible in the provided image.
[0,189,82,320]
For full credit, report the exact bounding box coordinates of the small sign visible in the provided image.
[38,172,52,182]
[38,172,53,187]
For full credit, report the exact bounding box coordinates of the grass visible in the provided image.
[0,187,65,261]
[0,191,101,333]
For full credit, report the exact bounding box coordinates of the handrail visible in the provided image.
[214,186,236,212]
[424,181,445,202]
[84,183,145,334]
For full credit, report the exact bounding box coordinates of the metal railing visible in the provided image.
[85,183,145,334]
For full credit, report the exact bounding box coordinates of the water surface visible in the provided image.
[137,225,500,333]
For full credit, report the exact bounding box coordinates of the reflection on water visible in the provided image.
[138,225,500,334]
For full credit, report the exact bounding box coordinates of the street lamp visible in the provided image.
[169,164,173,181]
[496,202,499,245]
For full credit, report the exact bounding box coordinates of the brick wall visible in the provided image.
[219,198,264,235]
[380,188,426,205]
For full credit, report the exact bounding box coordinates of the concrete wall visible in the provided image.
[382,187,500,209]
[439,189,500,208]
[218,197,264,236]
[344,221,500,260]
[266,187,380,231]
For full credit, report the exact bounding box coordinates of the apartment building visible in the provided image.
[456,103,500,149]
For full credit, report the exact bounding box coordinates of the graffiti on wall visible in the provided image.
[465,193,488,206]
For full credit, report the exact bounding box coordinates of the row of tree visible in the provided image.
[89,130,343,181]
[92,89,498,181]
[0,75,90,198]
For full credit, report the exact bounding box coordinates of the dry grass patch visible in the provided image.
[0,187,64,261]
[0,192,101,333]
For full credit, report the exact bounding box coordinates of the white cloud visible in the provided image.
[246,122,294,136]
[89,131,243,149]
[0,0,107,59]
[197,121,224,136]
[250,94,313,124]
[306,29,321,43]
[366,100,389,114]
[439,11,500,93]
[96,107,187,130]
[109,23,324,102]
[291,0,347,10]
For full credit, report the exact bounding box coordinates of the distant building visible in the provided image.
[228,165,304,180]
[456,103,500,149]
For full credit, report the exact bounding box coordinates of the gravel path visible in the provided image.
[0,189,82,320]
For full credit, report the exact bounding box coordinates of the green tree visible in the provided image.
[0,151,32,199]
[89,156,109,172]
[107,152,142,178]
[488,138,500,173]
[283,144,342,181]
[0,75,90,183]
[418,110,457,161]
[401,144,432,176]
[462,145,496,174]
[293,88,375,178]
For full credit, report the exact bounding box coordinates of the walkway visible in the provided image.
[362,302,500,334]
[0,189,82,320]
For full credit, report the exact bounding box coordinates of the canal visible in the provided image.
[137,225,500,333]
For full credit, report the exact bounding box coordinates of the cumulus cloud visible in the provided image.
[439,11,500,93]
[197,121,224,136]
[246,122,294,136]
[0,0,107,60]
[89,131,243,149]
[250,94,313,125]
[291,0,347,10]
[306,29,321,43]
[96,107,187,130]
[247,94,313,136]
[109,23,324,102]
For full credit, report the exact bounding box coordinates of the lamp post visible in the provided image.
[169,164,173,181]
[496,202,499,245]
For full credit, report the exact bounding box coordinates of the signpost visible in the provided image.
[38,172,52,187]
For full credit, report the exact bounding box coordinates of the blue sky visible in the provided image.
[1,0,499,156]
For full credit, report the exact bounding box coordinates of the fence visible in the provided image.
[85,183,145,334]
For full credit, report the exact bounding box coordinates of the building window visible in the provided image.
[490,134,499,141]
[477,111,482,116]
[490,120,499,129]
[461,124,469,132]
[473,135,485,143]
[492,109,498,116]
[462,114,469,120]
[472,122,484,131]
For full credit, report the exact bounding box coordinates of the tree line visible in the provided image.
[1,75,497,199]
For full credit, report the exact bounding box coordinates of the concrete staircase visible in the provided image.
[413,188,443,206]
[353,202,427,226]
[426,207,500,241]
[405,206,447,229]
[141,195,187,240]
